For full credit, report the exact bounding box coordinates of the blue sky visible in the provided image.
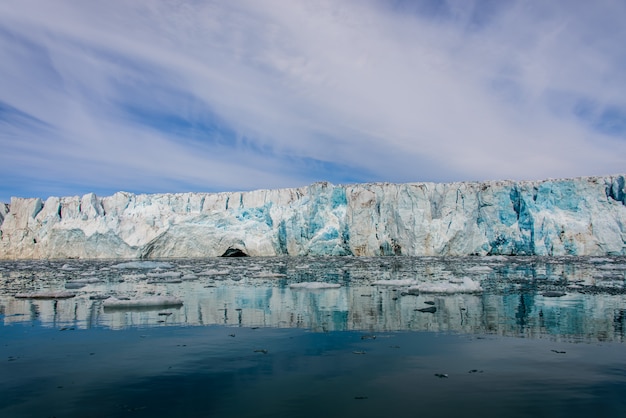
[1,0,625,202]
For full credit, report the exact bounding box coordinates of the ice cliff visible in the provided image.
[0,175,624,259]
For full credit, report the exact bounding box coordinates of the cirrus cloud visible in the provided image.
[1,0,625,201]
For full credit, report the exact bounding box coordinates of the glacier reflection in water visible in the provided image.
[1,256,625,341]
[2,257,626,418]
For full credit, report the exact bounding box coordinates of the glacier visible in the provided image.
[0,175,624,259]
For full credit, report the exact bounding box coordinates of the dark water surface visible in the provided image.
[1,256,626,417]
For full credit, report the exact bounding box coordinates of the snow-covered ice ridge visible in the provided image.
[0,175,624,259]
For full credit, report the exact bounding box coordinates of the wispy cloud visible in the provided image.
[1,0,625,201]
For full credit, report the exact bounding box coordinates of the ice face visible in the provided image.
[0,175,625,259]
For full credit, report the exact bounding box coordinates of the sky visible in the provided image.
[1,0,625,202]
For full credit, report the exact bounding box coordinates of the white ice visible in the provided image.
[102,296,183,308]
[289,282,342,290]
[409,277,483,294]
[15,291,77,299]
[372,279,417,286]
[111,261,174,269]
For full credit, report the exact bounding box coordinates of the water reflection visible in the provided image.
[1,256,625,341]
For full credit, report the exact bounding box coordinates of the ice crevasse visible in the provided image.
[0,175,624,259]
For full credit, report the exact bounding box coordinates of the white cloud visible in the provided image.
[1,0,625,201]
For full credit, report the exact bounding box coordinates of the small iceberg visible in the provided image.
[15,291,77,299]
[146,279,183,284]
[111,261,174,269]
[60,264,79,271]
[408,277,483,294]
[372,279,417,286]
[255,272,287,278]
[65,282,86,289]
[466,266,493,273]
[103,296,184,310]
[146,271,182,278]
[68,277,102,284]
[196,269,231,276]
[289,282,341,290]
[89,294,111,300]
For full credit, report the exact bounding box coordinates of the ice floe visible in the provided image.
[15,291,77,299]
[68,277,102,284]
[111,261,174,269]
[466,266,493,273]
[408,277,483,294]
[289,282,342,290]
[146,271,182,278]
[372,279,417,286]
[60,264,79,271]
[103,296,183,309]
[196,269,231,276]
[254,272,287,278]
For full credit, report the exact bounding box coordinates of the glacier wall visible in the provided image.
[0,175,624,259]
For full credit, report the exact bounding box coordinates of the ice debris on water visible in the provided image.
[60,264,79,271]
[146,271,182,278]
[289,282,342,290]
[111,261,174,269]
[196,269,231,276]
[102,296,183,309]
[372,279,417,286]
[254,272,287,278]
[65,282,86,289]
[15,291,77,299]
[408,277,482,294]
[68,277,101,284]
[466,266,493,273]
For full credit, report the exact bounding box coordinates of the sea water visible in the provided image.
[1,256,626,417]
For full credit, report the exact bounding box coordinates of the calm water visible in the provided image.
[1,256,626,417]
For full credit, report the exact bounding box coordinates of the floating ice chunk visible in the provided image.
[111,261,174,269]
[409,277,483,294]
[255,272,287,278]
[147,278,183,284]
[102,296,183,309]
[289,282,341,290]
[589,258,614,263]
[60,264,79,271]
[181,274,198,280]
[65,282,86,289]
[483,255,508,262]
[146,271,182,278]
[197,269,231,276]
[372,279,417,286]
[597,264,626,270]
[466,266,493,273]
[121,273,147,280]
[69,277,102,284]
[15,291,76,299]
[89,294,111,300]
